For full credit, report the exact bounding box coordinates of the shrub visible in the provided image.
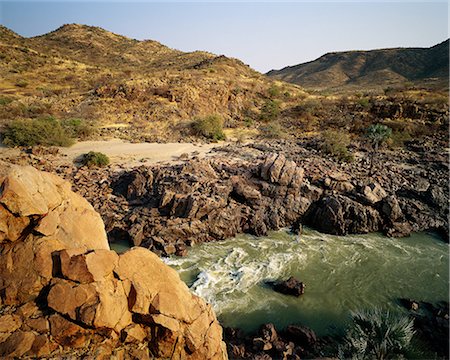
[268,84,281,98]
[260,99,280,122]
[81,151,110,168]
[191,115,226,140]
[1,117,75,147]
[61,118,97,140]
[320,130,354,162]
[260,121,285,139]
[356,97,370,109]
[15,80,28,88]
[0,97,13,106]
[339,308,415,360]
[388,130,411,148]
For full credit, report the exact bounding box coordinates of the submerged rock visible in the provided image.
[0,164,227,359]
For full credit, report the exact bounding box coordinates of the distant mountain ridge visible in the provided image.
[267,40,449,90]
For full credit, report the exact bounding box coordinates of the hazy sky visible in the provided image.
[0,1,448,72]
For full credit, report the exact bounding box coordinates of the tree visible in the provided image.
[366,124,392,176]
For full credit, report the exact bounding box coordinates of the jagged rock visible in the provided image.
[306,195,381,235]
[360,182,387,205]
[0,165,228,360]
[270,277,305,297]
[0,331,35,357]
[284,325,317,348]
[381,195,403,222]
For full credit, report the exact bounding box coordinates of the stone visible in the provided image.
[0,331,35,358]
[58,249,119,283]
[284,325,317,348]
[306,195,381,235]
[381,195,403,222]
[0,204,30,242]
[49,314,90,348]
[121,324,147,344]
[0,314,22,333]
[361,182,387,205]
[271,277,305,297]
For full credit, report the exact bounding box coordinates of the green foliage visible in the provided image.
[356,97,370,109]
[1,117,75,147]
[260,99,280,122]
[61,118,97,140]
[260,121,285,138]
[191,115,226,140]
[81,151,110,168]
[366,124,392,148]
[320,130,354,162]
[0,97,13,106]
[268,84,281,98]
[15,79,28,88]
[243,118,254,128]
[388,130,411,148]
[339,308,415,360]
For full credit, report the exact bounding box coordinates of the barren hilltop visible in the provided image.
[267,40,449,91]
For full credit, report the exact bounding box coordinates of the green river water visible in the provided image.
[162,228,449,335]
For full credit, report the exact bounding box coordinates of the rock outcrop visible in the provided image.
[0,164,227,359]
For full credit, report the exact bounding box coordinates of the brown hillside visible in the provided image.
[267,40,449,91]
[0,24,306,142]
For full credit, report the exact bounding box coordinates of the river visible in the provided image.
[164,228,449,335]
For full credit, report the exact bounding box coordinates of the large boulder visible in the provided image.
[0,165,227,359]
[306,195,381,235]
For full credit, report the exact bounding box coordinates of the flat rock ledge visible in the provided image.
[0,162,227,359]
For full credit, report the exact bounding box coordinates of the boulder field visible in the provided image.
[58,146,447,256]
[0,162,227,359]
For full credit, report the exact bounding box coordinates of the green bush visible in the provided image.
[320,130,354,162]
[0,97,13,106]
[268,84,281,98]
[81,151,110,168]
[260,121,285,138]
[61,118,97,140]
[260,99,280,122]
[15,80,28,88]
[356,97,370,109]
[191,115,226,140]
[339,308,415,360]
[1,117,75,147]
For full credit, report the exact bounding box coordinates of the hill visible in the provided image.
[267,40,449,91]
[0,24,305,142]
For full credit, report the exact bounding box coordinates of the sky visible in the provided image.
[0,1,448,73]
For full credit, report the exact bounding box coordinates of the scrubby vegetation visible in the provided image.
[339,308,415,360]
[260,99,281,122]
[1,117,75,147]
[260,121,285,139]
[191,115,226,141]
[320,130,354,162]
[81,151,110,167]
[61,118,97,140]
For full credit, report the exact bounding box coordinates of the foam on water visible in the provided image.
[165,228,449,335]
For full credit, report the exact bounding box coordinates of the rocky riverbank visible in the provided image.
[2,138,448,257]
[0,163,227,359]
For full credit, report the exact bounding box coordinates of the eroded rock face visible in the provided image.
[305,195,381,235]
[0,165,227,359]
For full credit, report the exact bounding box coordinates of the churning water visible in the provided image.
[164,228,449,335]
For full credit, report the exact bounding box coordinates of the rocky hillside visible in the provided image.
[0,24,305,141]
[267,40,449,90]
[0,163,227,359]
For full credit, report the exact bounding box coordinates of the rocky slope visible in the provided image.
[0,162,227,359]
[267,40,449,90]
[0,24,305,142]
